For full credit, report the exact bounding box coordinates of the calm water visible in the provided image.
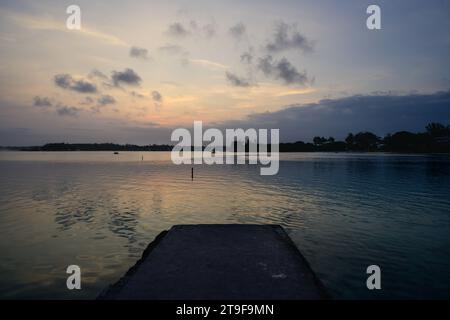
[0,151,449,299]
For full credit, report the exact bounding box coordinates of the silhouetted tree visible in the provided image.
[383,131,428,152]
[353,132,380,151]
[426,123,450,138]
[345,133,354,147]
[313,136,327,146]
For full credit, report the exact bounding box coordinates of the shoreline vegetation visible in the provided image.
[1,123,449,153]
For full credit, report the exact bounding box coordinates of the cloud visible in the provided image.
[97,95,116,106]
[189,59,228,70]
[220,91,450,142]
[258,55,310,86]
[111,68,142,87]
[54,74,97,93]
[225,71,251,87]
[130,91,145,98]
[129,46,149,60]
[152,90,163,103]
[266,22,313,53]
[81,97,94,105]
[240,51,253,64]
[166,22,190,37]
[202,23,217,38]
[54,74,71,88]
[56,106,80,117]
[188,19,217,38]
[33,96,52,107]
[229,22,246,40]
[166,20,217,39]
[88,69,108,80]
[9,12,128,46]
[158,44,187,55]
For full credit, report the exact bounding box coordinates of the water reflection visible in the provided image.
[0,152,449,299]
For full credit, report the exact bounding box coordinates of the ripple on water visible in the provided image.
[0,153,450,299]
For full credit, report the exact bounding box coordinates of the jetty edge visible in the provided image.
[98,224,328,300]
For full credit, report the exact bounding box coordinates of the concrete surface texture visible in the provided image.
[100,224,328,300]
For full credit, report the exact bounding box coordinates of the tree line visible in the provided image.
[8,143,173,152]
[2,123,449,153]
[280,123,450,152]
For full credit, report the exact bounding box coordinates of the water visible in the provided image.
[0,151,449,299]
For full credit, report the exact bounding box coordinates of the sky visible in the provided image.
[0,0,449,145]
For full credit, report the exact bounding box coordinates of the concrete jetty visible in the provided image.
[100,224,328,299]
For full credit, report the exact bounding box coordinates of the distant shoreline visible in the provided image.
[1,143,449,154]
[0,143,173,152]
[2,123,450,153]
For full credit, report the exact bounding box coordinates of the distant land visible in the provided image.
[1,123,449,153]
[1,143,173,152]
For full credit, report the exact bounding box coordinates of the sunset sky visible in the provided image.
[0,0,449,145]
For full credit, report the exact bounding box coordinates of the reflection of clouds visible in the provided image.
[42,165,174,256]
[51,190,143,254]
[3,154,450,298]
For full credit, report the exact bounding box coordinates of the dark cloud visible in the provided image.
[111,68,142,87]
[225,71,251,87]
[56,106,80,117]
[33,96,52,107]
[166,22,190,37]
[129,46,149,60]
[97,95,116,106]
[220,91,450,142]
[54,74,71,88]
[240,51,253,64]
[54,74,97,93]
[166,20,217,39]
[71,80,97,93]
[266,22,313,53]
[152,90,163,103]
[258,55,309,86]
[229,22,246,39]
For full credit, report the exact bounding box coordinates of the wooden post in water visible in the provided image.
[191,147,194,180]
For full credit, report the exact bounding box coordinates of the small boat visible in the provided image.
[114,151,119,154]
